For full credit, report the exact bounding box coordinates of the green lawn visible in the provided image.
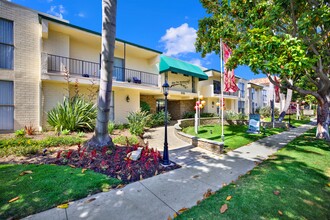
[176,129,330,219]
[263,116,311,127]
[183,125,285,151]
[0,164,121,219]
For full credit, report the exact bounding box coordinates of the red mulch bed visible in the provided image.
[48,144,180,183]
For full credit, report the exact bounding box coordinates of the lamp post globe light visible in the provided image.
[162,81,170,165]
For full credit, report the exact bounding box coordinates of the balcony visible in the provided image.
[214,89,238,97]
[44,54,158,86]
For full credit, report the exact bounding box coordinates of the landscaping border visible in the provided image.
[174,117,288,155]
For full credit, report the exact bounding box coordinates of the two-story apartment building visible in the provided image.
[199,69,252,116]
[0,0,272,132]
[0,0,210,131]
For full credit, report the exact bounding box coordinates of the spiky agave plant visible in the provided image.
[47,96,97,132]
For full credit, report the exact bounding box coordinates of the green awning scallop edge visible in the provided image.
[159,55,208,80]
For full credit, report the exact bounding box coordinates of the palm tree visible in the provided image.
[87,0,117,149]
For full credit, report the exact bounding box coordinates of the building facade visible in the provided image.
[0,1,271,132]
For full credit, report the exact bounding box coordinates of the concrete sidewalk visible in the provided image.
[25,123,315,220]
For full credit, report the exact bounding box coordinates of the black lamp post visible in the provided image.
[162,81,170,165]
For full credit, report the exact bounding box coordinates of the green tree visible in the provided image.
[87,0,117,148]
[196,0,330,140]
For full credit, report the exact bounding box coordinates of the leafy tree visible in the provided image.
[87,0,117,148]
[196,0,330,140]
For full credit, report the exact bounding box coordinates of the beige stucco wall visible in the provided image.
[43,30,70,57]
[41,81,69,129]
[126,55,158,75]
[69,39,100,63]
[0,1,41,131]
[41,80,140,128]
[113,87,140,124]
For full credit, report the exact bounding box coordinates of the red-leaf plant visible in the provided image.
[90,149,97,161]
[56,150,62,159]
[80,148,86,160]
[114,150,120,163]
[132,144,139,151]
[102,146,108,156]
[100,160,109,170]
[77,144,81,154]
[66,150,73,159]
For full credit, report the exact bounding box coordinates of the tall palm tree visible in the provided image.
[87,0,117,149]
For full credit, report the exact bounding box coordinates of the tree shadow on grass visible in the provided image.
[177,146,330,220]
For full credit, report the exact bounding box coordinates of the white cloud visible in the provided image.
[47,5,66,19]
[47,0,53,3]
[76,12,85,18]
[160,23,197,56]
[187,58,203,67]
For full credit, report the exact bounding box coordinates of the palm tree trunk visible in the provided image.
[86,0,117,149]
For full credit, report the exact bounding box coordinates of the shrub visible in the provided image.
[47,96,97,132]
[24,124,36,135]
[61,129,70,135]
[149,111,171,127]
[77,132,85,137]
[223,111,247,120]
[140,101,151,113]
[127,111,151,137]
[114,123,129,130]
[108,122,115,134]
[183,111,195,119]
[224,111,238,120]
[113,135,139,146]
[15,129,25,137]
[0,136,82,157]
[275,108,280,117]
[200,112,216,118]
[259,106,271,117]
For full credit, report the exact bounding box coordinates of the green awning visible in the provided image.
[159,55,208,80]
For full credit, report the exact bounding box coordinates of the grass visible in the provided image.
[176,128,330,219]
[183,125,285,151]
[263,116,311,127]
[0,136,82,157]
[0,164,121,219]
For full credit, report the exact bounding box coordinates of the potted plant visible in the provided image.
[127,78,131,83]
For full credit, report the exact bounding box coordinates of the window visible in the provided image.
[238,82,245,98]
[0,81,14,130]
[0,18,14,69]
[251,88,255,100]
[262,89,267,102]
[238,101,245,114]
[213,80,221,94]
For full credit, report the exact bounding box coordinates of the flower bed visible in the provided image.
[51,144,180,183]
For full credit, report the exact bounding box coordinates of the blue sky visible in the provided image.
[10,0,263,80]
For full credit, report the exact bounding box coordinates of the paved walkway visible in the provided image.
[143,125,190,151]
[25,123,315,220]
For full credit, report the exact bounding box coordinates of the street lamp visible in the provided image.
[162,81,170,165]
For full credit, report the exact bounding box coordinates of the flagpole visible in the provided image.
[220,38,224,142]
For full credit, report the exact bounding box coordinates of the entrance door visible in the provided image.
[0,81,14,131]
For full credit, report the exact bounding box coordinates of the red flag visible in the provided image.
[222,42,238,93]
[274,76,280,103]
